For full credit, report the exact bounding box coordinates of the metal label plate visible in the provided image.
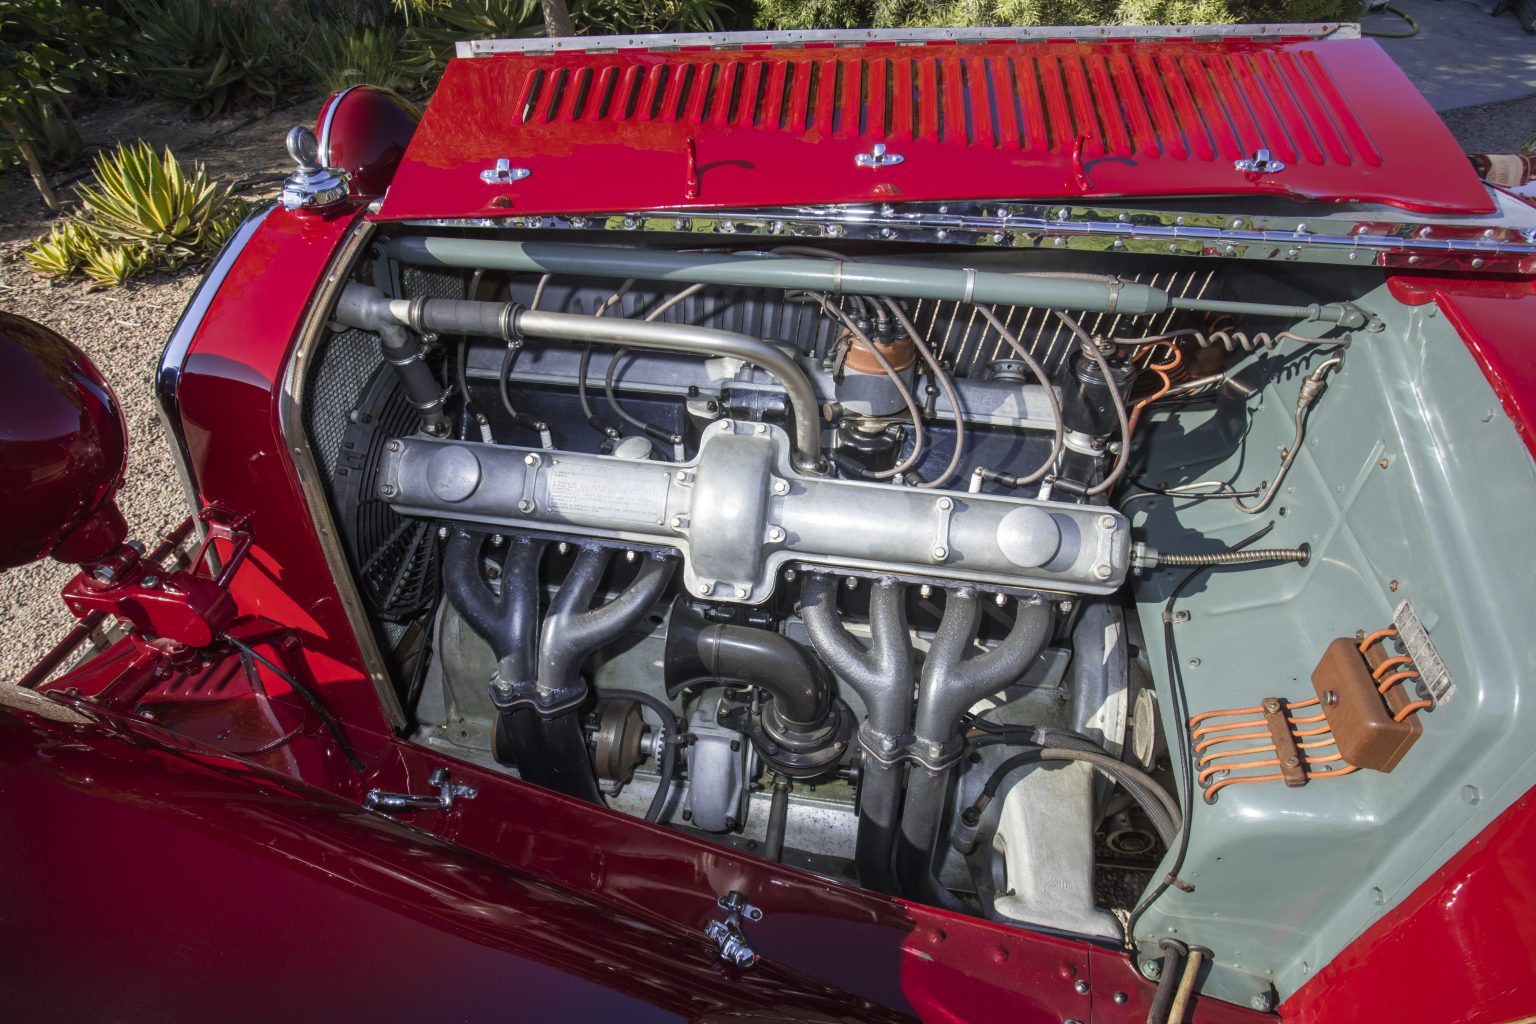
[546,461,664,523]
[1392,599,1456,707]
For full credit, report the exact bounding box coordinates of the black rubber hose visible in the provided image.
[1146,939,1189,1024]
[538,709,605,804]
[600,688,680,824]
[962,746,1180,847]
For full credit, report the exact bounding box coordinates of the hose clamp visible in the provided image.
[498,301,527,346]
[404,296,430,334]
[962,267,977,305]
[1105,277,1123,316]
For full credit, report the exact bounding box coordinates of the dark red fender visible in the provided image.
[0,709,905,1024]
[1280,788,1536,1023]
[171,203,396,744]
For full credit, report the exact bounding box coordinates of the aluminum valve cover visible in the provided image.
[378,420,1130,603]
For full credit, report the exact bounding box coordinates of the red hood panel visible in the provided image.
[378,35,1492,220]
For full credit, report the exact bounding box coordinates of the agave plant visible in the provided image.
[305,25,433,96]
[126,0,302,117]
[80,242,152,288]
[23,218,99,278]
[74,141,245,269]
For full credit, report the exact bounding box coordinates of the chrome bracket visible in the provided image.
[705,890,763,967]
[364,768,477,813]
[1235,149,1286,174]
[855,143,904,169]
[481,158,532,184]
[280,126,349,211]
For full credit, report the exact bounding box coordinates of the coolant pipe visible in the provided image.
[895,591,1054,907]
[333,284,450,436]
[800,575,913,895]
[387,236,1368,329]
[342,282,824,474]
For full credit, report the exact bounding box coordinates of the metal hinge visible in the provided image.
[365,768,478,813]
[704,890,763,967]
[481,158,532,184]
[1234,149,1286,174]
[855,143,904,169]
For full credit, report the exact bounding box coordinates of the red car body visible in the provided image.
[4,24,1535,1023]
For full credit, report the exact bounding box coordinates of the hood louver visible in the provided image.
[377,34,1491,220]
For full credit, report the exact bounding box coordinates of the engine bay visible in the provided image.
[296,223,1524,1005]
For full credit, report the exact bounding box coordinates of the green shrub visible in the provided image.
[305,24,433,96]
[756,0,1364,28]
[395,0,744,76]
[80,242,153,288]
[578,0,741,34]
[126,0,307,116]
[23,219,99,278]
[24,142,250,288]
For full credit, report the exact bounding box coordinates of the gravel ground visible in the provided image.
[0,97,297,685]
[0,91,1531,686]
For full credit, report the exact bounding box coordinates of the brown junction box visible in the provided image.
[1312,637,1422,772]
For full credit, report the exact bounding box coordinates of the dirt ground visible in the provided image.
[0,91,1531,684]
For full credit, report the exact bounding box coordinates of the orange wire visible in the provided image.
[1126,347,1183,436]
[1195,729,1271,752]
[1187,696,1320,731]
[1203,762,1359,800]
[1376,669,1419,695]
[1200,743,1277,766]
[1188,705,1261,727]
[1372,655,1413,679]
[1200,757,1279,784]
[1359,628,1397,654]
[1191,705,1325,742]
[1191,716,1267,740]
[1394,700,1433,721]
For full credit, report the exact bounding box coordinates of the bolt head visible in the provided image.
[735,586,749,599]
[517,499,534,514]
[932,546,949,561]
[1113,992,1127,1004]
[1264,699,1282,713]
[772,478,790,495]
[1092,562,1112,580]
[1140,959,1162,981]
[379,484,397,498]
[697,582,713,596]
[1099,514,1116,530]
[675,469,689,482]
[1250,992,1275,1012]
[386,439,402,453]
[1074,980,1090,995]
[936,496,953,511]
[767,526,785,543]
